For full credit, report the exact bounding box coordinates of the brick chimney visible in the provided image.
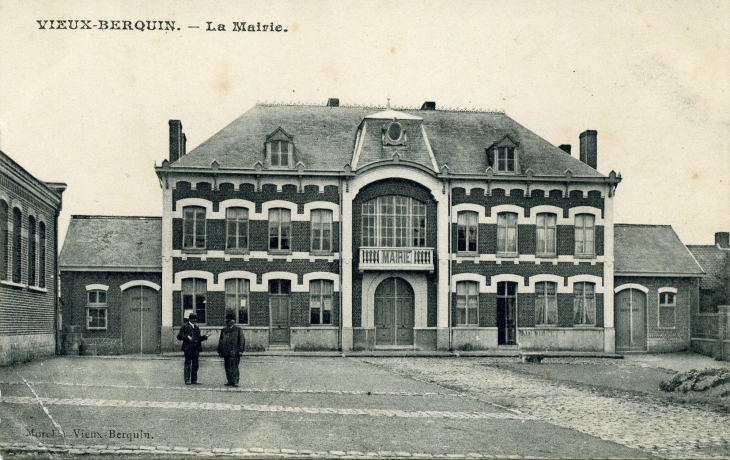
[716,232,730,249]
[558,144,571,154]
[579,130,597,170]
[421,101,436,110]
[326,98,339,107]
[169,120,185,163]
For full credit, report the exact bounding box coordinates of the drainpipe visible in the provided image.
[53,207,60,355]
[338,176,343,352]
[447,179,453,351]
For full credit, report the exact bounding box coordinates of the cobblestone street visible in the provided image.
[0,356,728,458]
[361,358,730,458]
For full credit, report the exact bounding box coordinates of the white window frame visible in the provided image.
[497,212,518,256]
[86,290,108,330]
[455,281,479,326]
[225,278,250,325]
[457,211,478,254]
[310,209,333,254]
[573,282,596,326]
[495,146,516,173]
[225,207,249,252]
[535,281,558,326]
[268,208,292,252]
[361,196,427,248]
[182,278,207,324]
[182,206,206,251]
[536,213,557,257]
[574,214,595,257]
[658,290,677,329]
[309,279,334,325]
[270,140,290,167]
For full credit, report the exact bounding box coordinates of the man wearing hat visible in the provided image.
[176,312,208,385]
[217,312,246,387]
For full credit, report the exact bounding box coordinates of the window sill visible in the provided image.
[300,325,337,329]
[573,324,599,328]
[574,254,596,259]
[182,248,207,254]
[456,252,479,257]
[268,250,292,256]
[28,286,48,293]
[535,254,557,259]
[657,326,677,330]
[1,280,27,289]
[453,325,480,328]
[86,328,107,331]
[496,253,519,259]
[224,249,250,255]
[534,324,559,328]
[310,251,334,257]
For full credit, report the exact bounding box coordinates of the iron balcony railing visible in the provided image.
[359,247,434,271]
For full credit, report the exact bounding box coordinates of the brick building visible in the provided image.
[613,224,704,352]
[154,100,623,352]
[0,150,65,365]
[59,216,162,354]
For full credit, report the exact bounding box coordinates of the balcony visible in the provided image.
[359,247,434,272]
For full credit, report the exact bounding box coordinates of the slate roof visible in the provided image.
[614,224,704,276]
[170,104,604,177]
[59,216,161,270]
[687,245,729,289]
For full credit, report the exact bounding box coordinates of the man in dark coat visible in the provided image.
[177,313,208,385]
[217,313,245,387]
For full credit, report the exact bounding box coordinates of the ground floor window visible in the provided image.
[86,307,107,330]
[225,278,249,324]
[309,280,333,325]
[182,278,207,323]
[658,291,676,328]
[535,281,557,325]
[573,282,595,325]
[455,281,478,325]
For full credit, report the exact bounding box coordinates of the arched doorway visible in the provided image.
[122,285,160,354]
[374,278,414,346]
[615,288,647,351]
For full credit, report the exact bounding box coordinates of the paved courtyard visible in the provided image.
[0,355,728,458]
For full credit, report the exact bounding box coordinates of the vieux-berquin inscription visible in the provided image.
[36,20,288,32]
[26,428,154,441]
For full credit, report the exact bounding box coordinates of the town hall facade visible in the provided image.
[152,100,624,352]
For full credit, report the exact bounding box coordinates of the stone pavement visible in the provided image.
[622,352,730,373]
[362,357,730,459]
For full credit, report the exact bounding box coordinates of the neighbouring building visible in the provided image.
[0,150,65,365]
[154,100,623,352]
[687,232,730,358]
[613,224,704,352]
[59,216,162,354]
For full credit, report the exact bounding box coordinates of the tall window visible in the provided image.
[658,291,676,328]
[457,211,478,253]
[311,209,333,253]
[536,213,557,256]
[361,196,426,247]
[497,281,518,345]
[0,200,7,280]
[12,207,21,283]
[270,140,289,167]
[310,280,333,325]
[497,212,518,255]
[496,147,516,172]
[38,222,46,288]
[456,281,479,326]
[182,206,206,250]
[269,208,291,251]
[575,214,595,257]
[535,281,557,326]
[27,216,36,286]
[182,278,207,323]
[225,278,249,325]
[573,282,595,326]
[226,207,249,251]
[87,290,108,330]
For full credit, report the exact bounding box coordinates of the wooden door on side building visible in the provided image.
[122,285,160,354]
[615,288,647,351]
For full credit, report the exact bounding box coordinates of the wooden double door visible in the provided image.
[122,286,159,354]
[375,278,415,346]
[615,288,647,351]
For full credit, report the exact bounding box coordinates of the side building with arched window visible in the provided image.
[154,100,625,353]
[0,150,65,365]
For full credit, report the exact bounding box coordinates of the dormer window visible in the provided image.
[496,147,515,172]
[265,127,294,168]
[383,121,407,146]
[487,135,520,174]
[270,140,289,166]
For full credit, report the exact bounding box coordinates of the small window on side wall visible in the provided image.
[658,292,676,328]
[87,290,108,330]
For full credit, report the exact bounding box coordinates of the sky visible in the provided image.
[0,0,728,247]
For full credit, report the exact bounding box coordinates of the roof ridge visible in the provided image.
[615,223,673,227]
[71,215,161,219]
[254,101,505,114]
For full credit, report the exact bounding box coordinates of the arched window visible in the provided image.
[457,211,478,253]
[536,213,557,256]
[309,279,333,325]
[268,208,291,252]
[182,278,207,323]
[182,206,206,250]
[311,209,333,253]
[361,196,426,248]
[12,207,21,283]
[38,222,46,288]
[225,278,249,324]
[87,289,108,330]
[0,200,7,280]
[573,282,595,325]
[27,216,36,286]
[535,281,557,325]
[574,214,595,257]
[497,212,518,255]
[226,207,249,251]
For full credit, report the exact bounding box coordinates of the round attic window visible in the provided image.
[386,122,403,143]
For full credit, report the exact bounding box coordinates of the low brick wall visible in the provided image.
[291,327,338,351]
[0,334,55,366]
[451,327,497,351]
[518,327,604,351]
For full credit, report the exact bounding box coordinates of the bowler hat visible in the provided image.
[188,312,198,319]
[225,313,235,321]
